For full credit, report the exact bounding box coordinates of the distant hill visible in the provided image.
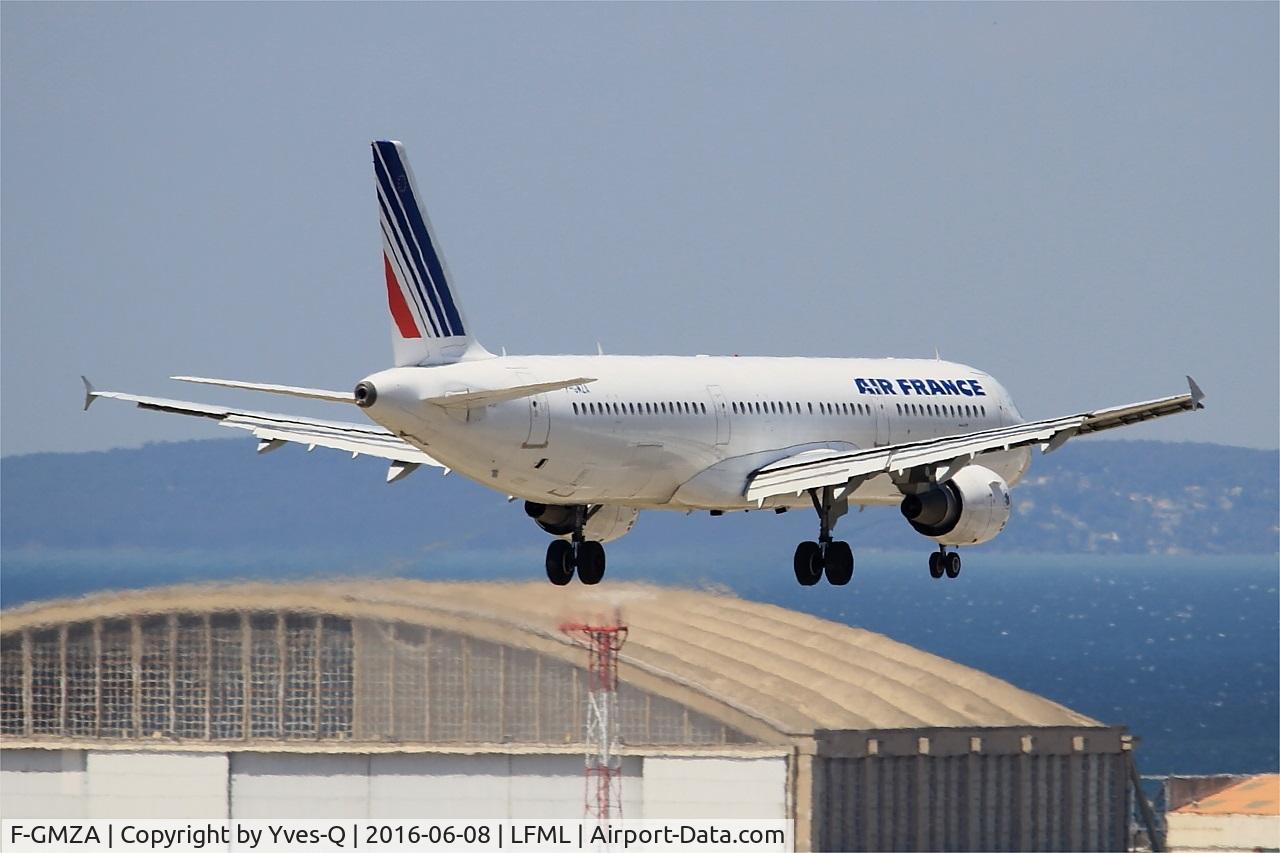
[2,438,1276,557]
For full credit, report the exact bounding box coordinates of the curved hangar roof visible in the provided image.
[3,580,1097,741]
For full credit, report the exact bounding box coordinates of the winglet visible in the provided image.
[81,376,96,411]
[1186,376,1206,409]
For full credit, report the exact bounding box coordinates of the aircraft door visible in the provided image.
[706,385,730,446]
[525,395,549,447]
[874,402,890,446]
[513,369,549,448]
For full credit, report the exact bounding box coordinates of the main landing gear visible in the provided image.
[793,485,855,587]
[544,506,607,586]
[928,546,962,580]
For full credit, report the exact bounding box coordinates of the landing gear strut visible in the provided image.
[544,505,607,586]
[794,485,855,586]
[928,546,961,580]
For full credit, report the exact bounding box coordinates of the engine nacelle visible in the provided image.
[899,465,1012,546]
[524,501,576,536]
[524,502,639,543]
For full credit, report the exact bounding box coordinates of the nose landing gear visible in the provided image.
[793,485,856,586]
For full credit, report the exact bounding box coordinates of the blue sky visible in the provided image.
[3,2,1276,454]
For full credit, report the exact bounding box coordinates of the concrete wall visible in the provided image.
[1166,812,1280,852]
[641,756,788,819]
[87,752,228,818]
[1,750,87,818]
[7,749,751,819]
[231,753,642,818]
[0,750,228,818]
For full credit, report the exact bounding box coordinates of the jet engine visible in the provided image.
[524,502,639,543]
[899,465,1012,546]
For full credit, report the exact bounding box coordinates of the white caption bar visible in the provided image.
[2,820,793,853]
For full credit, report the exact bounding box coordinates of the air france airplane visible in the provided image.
[85,140,1205,587]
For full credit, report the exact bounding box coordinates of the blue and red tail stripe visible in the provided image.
[380,215,439,338]
[373,141,465,339]
[375,157,445,337]
[383,253,421,338]
[377,142,464,334]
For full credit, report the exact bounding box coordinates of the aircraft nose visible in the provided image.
[353,380,377,408]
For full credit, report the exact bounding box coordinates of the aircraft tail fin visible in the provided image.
[373,140,491,366]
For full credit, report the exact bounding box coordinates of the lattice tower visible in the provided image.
[560,616,628,821]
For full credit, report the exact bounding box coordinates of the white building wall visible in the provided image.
[86,752,228,818]
[367,754,494,818]
[1166,812,1280,852]
[3,750,773,821]
[232,754,371,818]
[505,755,642,818]
[641,757,788,819]
[0,750,86,818]
[496,756,589,819]
[231,753,640,819]
[367,754,608,818]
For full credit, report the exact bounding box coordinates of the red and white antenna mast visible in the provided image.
[560,614,628,821]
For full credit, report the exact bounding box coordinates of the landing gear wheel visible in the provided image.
[793,541,823,586]
[928,551,945,579]
[576,541,607,585]
[801,485,852,587]
[545,540,575,586]
[944,551,962,579]
[824,541,854,586]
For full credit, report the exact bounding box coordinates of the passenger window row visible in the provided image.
[732,401,868,416]
[572,400,707,416]
[569,398,987,420]
[896,403,986,418]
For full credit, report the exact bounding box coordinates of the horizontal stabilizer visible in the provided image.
[84,386,444,475]
[171,376,354,403]
[424,377,596,409]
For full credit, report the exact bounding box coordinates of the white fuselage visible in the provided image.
[358,355,1033,511]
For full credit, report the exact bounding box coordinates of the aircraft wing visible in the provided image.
[744,377,1205,503]
[83,379,444,483]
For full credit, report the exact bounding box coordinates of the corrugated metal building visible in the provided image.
[1,581,1135,850]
